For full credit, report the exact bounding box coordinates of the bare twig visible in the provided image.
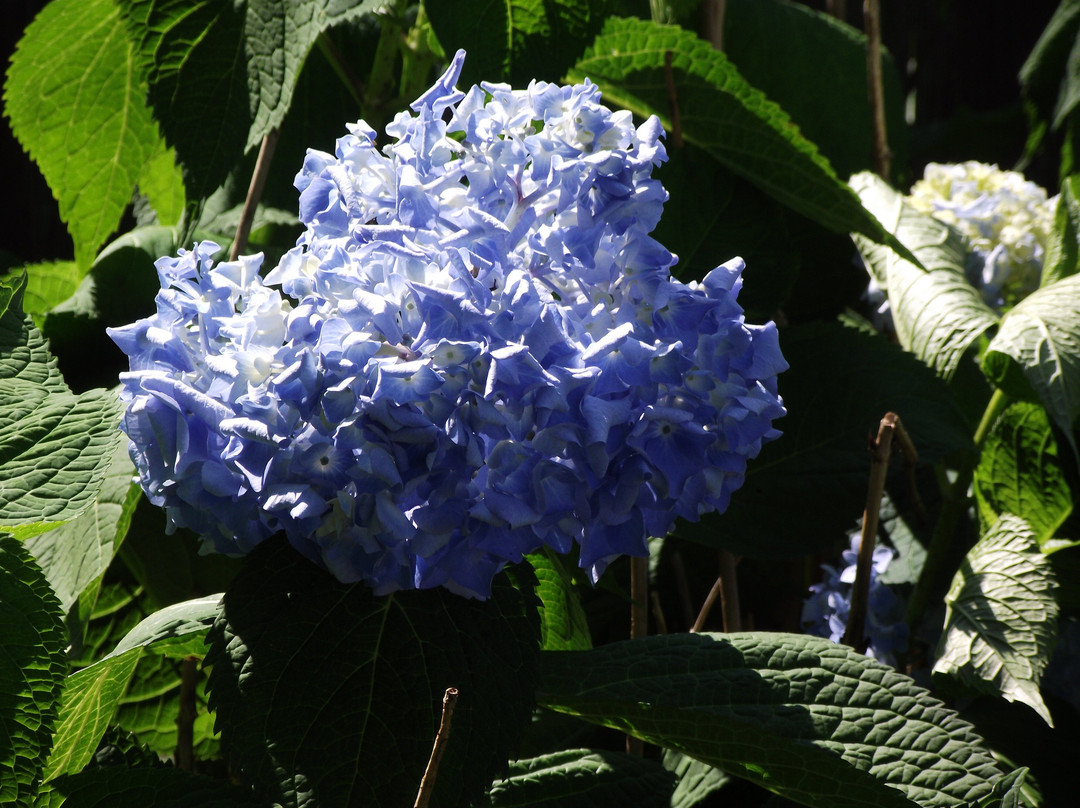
[826,0,848,21]
[174,657,199,771]
[663,51,684,149]
[670,550,696,628]
[230,128,280,260]
[702,0,726,51]
[842,413,898,653]
[414,687,459,808]
[864,0,891,179]
[691,550,741,633]
[651,590,669,635]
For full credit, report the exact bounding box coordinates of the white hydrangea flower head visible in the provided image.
[907,161,1057,308]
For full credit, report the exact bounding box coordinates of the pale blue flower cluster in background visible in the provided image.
[802,534,908,666]
[109,50,787,598]
[908,161,1056,309]
[866,161,1056,328]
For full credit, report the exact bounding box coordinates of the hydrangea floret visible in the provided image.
[801,534,908,666]
[108,50,787,599]
[909,161,1056,308]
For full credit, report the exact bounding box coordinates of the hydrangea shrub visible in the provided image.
[108,50,787,599]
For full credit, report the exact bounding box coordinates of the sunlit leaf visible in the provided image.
[539,632,1011,807]
[934,515,1059,727]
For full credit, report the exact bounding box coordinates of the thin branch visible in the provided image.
[842,412,898,653]
[691,550,741,633]
[230,128,280,261]
[651,590,669,635]
[864,0,891,179]
[413,687,459,808]
[826,0,848,21]
[174,656,199,771]
[670,550,696,628]
[702,0,726,51]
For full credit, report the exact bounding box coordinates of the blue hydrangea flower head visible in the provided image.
[802,533,908,665]
[108,50,787,599]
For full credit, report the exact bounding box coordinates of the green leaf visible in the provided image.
[933,515,1059,727]
[488,749,676,807]
[205,537,541,808]
[138,141,186,227]
[1041,175,1080,288]
[538,632,1008,808]
[117,0,384,200]
[982,274,1080,456]
[46,766,264,807]
[44,594,219,782]
[0,271,26,323]
[970,768,1028,808]
[529,549,592,651]
[677,320,975,558]
[568,17,900,247]
[0,385,124,530]
[25,431,142,614]
[43,651,142,783]
[0,534,67,806]
[851,171,1000,379]
[721,0,907,182]
[663,749,731,808]
[973,402,1074,547]
[0,298,124,533]
[19,261,81,321]
[426,0,610,86]
[108,595,221,661]
[4,0,160,270]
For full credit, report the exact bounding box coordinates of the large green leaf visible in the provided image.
[4,0,161,270]
[568,17,899,247]
[117,0,384,200]
[205,537,541,808]
[851,171,1000,379]
[982,274,1080,455]
[45,766,264,808]
[43,595,221,781]
[0,299,124,535]
[677,320,975,558]
[538,632,1010,808]
[488,749,676,807]
[426,0,609,86]
[529,550,592,651]
[973,402,1074,548]
[25,433,142,614]
[0,535,67,806]
[722,0,907,182]
[933,515,1059,727]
